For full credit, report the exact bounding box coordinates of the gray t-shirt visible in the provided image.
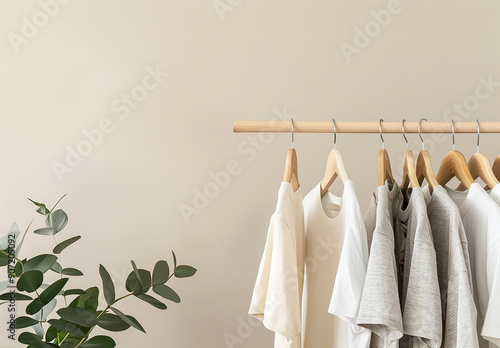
[423,185,479,348]
[358,183,403,348]
[398,187,442,348]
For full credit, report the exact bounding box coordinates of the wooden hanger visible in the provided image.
[493,155,500,180]
[400,120,419,193]
[378,119,395,186]
[435,119,474,189]
[415,119,439,194]
[320,120,348,198]
[283,119,300,192]
[456,120,499,191]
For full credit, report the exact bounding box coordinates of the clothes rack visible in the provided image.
[233,121,500,133]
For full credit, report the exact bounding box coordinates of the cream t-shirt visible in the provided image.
[445,183,500,348]
[302,180,371,347]
[249,182,305,347]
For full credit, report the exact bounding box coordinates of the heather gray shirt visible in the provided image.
[423,185,479,348]
[398,187,442,348]
[358,183,403,348]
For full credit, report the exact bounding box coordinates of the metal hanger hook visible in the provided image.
[379,119,385,150]
[290,118,294,149]
[476,119,480,153]
[401,119,408,149]
[332,119,337,149]
[418,118,427,150]
[451,119,455,150]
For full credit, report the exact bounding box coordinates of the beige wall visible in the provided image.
[1,0,500,347]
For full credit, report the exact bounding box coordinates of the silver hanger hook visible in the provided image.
[451,119,455,150]
[401,119,408,148]
[332,119,337,149]
[290,118,294,149]
[419,118,427,150]
[476,119,480,153]
[379,119,385,150]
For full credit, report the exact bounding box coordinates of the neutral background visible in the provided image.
[1,1,500,347]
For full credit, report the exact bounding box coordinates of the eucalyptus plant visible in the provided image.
[0,196,196,348]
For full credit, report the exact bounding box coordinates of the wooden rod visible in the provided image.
[233,121,500,133]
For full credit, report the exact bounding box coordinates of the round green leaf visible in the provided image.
[24,254,58,274]
[51,209,68,232]
[97,313,130,332]
[80,335,116,348]
[15,261,23,276]
[18,331,42,345]
[99,265,115,305]
[174,265,197,278]
[136,293,167,310]
[33,227,56,236]
[17,270,43,293]
[15,316,39,329]
[53,235,81,254]
[152,260,169,285]
[126,269,151,295]
[153,284,181,303]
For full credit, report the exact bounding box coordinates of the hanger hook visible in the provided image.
[290,118,294,149]
[476,119,480,153]
[401,119,408,148]
[379,119,385,150]
[418,118,427,150]
[451,119,456,150]
[332,119,337,149]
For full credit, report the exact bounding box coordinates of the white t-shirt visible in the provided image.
[445,183,500,348]
[249,182,305,347]
[302,180,371,348]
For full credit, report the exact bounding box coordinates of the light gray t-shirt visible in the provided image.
[422,185,479,348]
[398,187,442,348]
[358,183,403,348]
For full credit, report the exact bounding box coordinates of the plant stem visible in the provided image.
[52,235,68,307]
[49,194,67,213]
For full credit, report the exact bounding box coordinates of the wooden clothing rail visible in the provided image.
[232,121,500,133]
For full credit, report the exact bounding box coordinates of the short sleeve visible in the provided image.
[482,238,500,346]
[329,221,370,334]
[249,215,301,342]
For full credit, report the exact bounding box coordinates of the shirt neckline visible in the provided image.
[280,181,302,203]
[315,180,353,227]
[443,182,481,217]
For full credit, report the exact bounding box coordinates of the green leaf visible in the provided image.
[152,260,170,285]
[50,261,62,274]
[0,249,9,267]
[62,268,83,276]
[34,298,57,321]
[19,331,58,348]
[131,260,142,287]
[97,313,130,332]
[24,254,58,273]
[153,284,181,303]
[125,272,142,295]
[63,289,86,296]
[32,323,44,338]
[60,342,78,348]
[172,250,177,268]
[47,319,85,337]
[27,198,50,215]
[40,278,69,304]
[26,298,44,315]
[50,209,68,232]
[53,236,81,254]
[17,270,43,293]
[0,223,20,249]
[15,261,24,276]
[0,279,9,293]
[33,228,56,236]
[137,293,167,310]
[0,292,33,300]
[99,265,115,305]
[57,307,98,327]
[15,316,39,329]
[174,265,197,278]
[81,335,116,348]
[69,287,99,314]
[45,325,58,342]
[109,307,146,333]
